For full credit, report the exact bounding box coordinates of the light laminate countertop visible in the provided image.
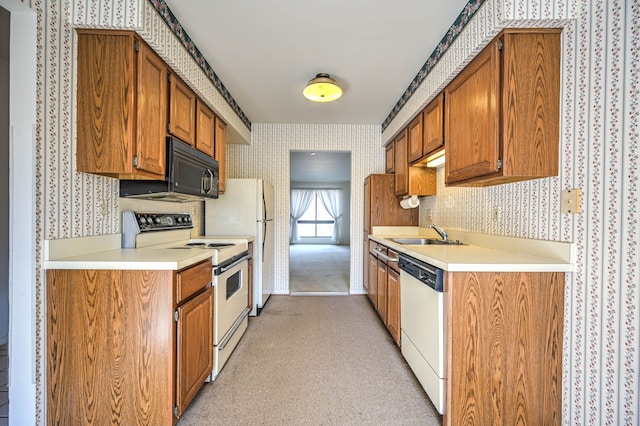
[44,234,255,271]
[369,227,574,272]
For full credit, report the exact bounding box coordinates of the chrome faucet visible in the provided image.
[430,224,448,241]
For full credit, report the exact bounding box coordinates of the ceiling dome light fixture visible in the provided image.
[303,73,342,102]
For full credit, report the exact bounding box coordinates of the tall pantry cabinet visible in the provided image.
[363,174,417,313]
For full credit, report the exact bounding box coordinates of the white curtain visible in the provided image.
[317,189,343,244]
[290,189,314,243]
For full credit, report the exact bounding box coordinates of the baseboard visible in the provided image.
[290,291,349,296]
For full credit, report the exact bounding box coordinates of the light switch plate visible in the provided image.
[562,189,581,214]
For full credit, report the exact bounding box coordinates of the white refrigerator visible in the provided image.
[205,179,274,316]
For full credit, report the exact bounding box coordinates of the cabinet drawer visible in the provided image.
[176,260,212,304]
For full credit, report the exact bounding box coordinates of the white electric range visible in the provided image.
[122,211,251,380]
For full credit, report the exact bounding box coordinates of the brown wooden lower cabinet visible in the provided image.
[47,260,214,425]
[444,271,563,425]
[366,241,401,346]
[376,260,388,321]
[386,267,401,345]
[367,253,378,309]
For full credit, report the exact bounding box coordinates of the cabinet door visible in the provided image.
[386,267,400,346]
[195,100,215,157]
[394,129,408,196]
[377,260,387,321]
[176,287,214,418]
[215,116,227,193]
[136,41,168,177]
[408,114,423,163]
[363,177,371,232]
[363,239,369,293]
[499,31,560,180]
[444,41,500,184]
[422,93,444,156]
[47,269,174,425]
[385,142,395,173]
[169,75,197,146]
[445,272,563,425]
[367,254,378,308]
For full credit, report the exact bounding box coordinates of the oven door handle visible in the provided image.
[215,254,250,275]
[218,307,251,350]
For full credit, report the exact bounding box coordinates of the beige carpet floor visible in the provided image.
[289,244,350,294]
[177,295,442,425]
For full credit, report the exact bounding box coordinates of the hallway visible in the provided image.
[289,244,350,294]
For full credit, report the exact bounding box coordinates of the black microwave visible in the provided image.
[119,137,219,202]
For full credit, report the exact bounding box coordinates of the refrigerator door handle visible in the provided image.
[262,220,266,262]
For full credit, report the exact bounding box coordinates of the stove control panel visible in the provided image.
[132,212,193,232]
[122,211,193,248]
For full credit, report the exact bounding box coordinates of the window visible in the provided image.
[297,193,335,238]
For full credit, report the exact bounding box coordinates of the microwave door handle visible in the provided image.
[202,169,213,194]
[207,169,214,194]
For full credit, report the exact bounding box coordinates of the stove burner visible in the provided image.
[183,242,235,249]
[207,243,234,248]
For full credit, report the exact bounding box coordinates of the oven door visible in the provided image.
[214,255,249,345]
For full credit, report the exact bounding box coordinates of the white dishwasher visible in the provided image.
[398,253,446,414]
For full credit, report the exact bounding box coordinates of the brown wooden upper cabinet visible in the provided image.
[408,113,423,163]
[76,30,168,179]
[444,29,561,186]
[215,116,227,193]
[408,93,444,166]
[195,99,215,157]
[394,126,437,197]
[169,74,197,146]
[393,129,408,196]
[385,141,395,174]
[421,92,444,159]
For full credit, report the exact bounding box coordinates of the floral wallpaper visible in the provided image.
[19,0,639,424]
[227,124,383,295]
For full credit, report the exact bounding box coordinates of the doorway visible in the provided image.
[0,6,10,421]
[1,0,38,422]
[289,151,351,295]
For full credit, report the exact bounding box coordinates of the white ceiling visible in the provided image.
[290,151,351,183]
[164,0,470,126]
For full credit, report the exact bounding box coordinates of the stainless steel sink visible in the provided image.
[390,237,464,245]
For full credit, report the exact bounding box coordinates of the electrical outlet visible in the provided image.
[492,206,502,223]
[100,202,108,216]
[426,209,433,222]
[562,189,581,214]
